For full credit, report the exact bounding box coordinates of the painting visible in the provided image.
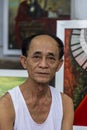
[56,20,87,130]
[3,0,70,55]
[0,69,27,96]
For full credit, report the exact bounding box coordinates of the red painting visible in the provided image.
[64,29,87,126]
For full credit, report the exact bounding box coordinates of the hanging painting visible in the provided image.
[56,20,87,130]
[3,0,70,55]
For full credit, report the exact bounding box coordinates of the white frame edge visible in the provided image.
[3,0,21,55]
[0,69,27,77]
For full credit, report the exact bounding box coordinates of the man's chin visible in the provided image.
[35,79,50,85]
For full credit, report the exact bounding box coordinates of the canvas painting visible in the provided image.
[56,20,87,130]
[0,69,27,96]
[3,0,70,55]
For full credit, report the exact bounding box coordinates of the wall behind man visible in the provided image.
[0,0,3,47]
[71,0,87,19]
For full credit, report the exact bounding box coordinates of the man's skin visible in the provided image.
[0,35,74,130]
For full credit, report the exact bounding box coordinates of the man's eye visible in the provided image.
[48,56,56,60]
[32,55,41,59]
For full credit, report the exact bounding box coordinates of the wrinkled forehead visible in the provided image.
[27,35,59,56]
[30,35,58,48]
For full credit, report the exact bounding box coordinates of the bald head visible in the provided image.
[21,33,64,59]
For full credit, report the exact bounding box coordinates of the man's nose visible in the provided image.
[39,58,48,68]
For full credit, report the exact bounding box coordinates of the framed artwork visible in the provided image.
[3,0,70,55]
[56,20,87,130]
[0,69,27,96]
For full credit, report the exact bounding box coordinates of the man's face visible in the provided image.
[23,35,61,84]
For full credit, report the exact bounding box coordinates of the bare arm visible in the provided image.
[0,93,15,130]
[61,93,74,130]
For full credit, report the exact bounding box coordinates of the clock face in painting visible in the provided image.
[70,29,87,72]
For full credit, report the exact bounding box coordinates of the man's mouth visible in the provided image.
[37,72,50,75]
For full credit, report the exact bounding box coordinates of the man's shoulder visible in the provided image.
[61,93,74,128]
[61,93,73,103]
[0,93,15,129]
[0,92,12,108]
[0,86,20,105]
[61,93,74,115]
[0,92,15,117]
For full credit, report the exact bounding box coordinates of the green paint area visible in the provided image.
[0,76,26,96]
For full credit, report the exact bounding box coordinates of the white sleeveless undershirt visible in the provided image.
[8,86,63,130]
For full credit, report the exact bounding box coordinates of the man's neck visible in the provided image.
[20,79,51,99]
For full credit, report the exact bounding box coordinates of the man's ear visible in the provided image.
[57,59,63,72]
[20,55,27,69]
